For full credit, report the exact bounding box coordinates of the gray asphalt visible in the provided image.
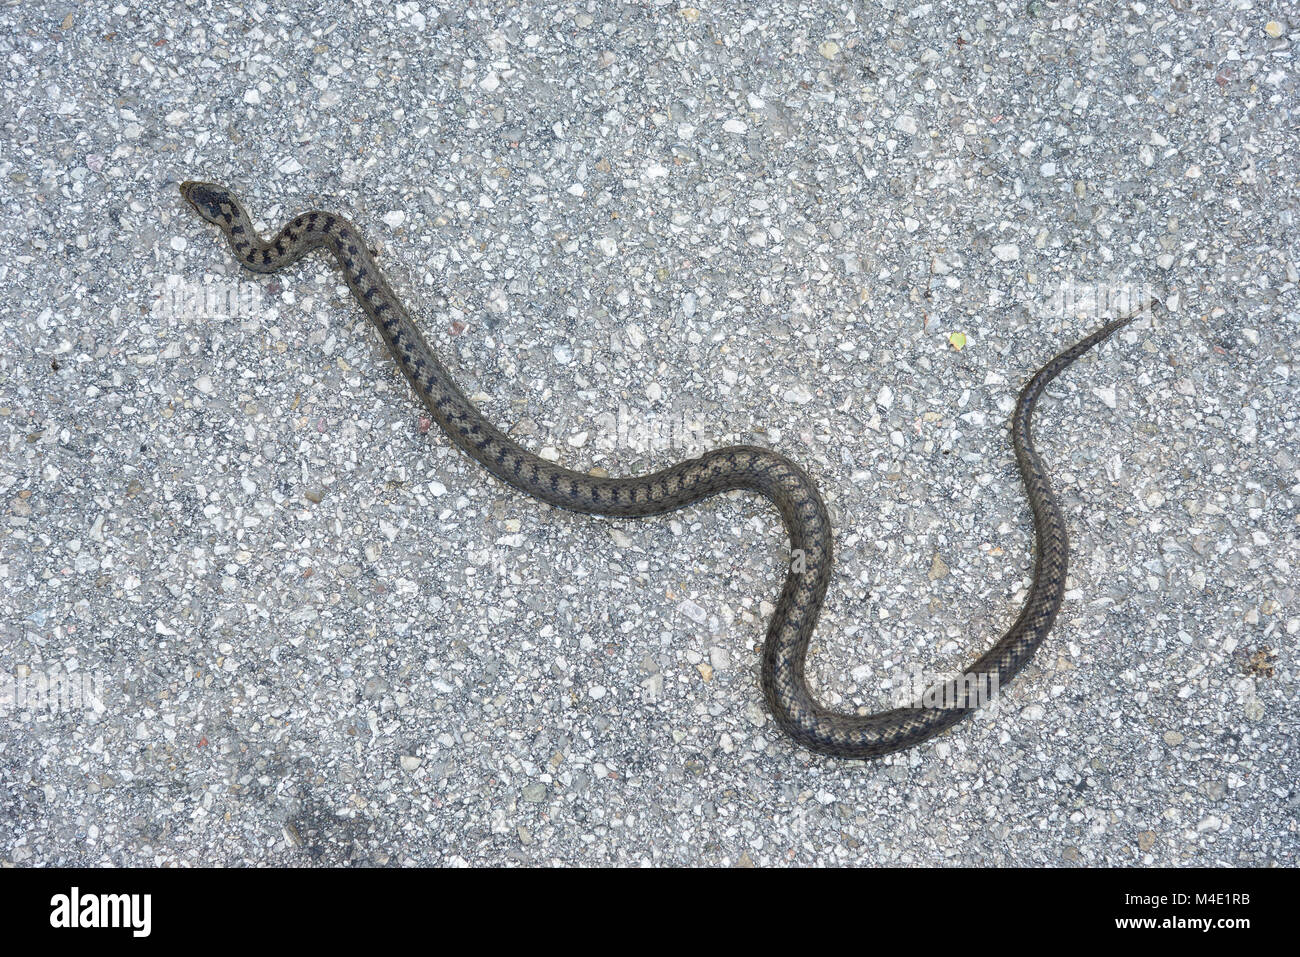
[0,1,1295,865]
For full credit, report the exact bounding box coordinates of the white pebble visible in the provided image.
[678,599,707,624]
[893,114,918,135]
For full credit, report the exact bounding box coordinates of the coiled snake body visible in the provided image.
[181,181,1152,759]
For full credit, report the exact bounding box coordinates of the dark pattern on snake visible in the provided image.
[180,180,1156,759]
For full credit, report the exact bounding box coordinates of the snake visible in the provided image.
[180,180,1156,759]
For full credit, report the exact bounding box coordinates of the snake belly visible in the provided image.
[180,180,1150,759]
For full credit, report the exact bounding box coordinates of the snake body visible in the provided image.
[180,181,1150,759]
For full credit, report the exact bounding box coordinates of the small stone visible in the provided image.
[521,783,546,803]
[1138,831,1156,852]
[1264,20,1284,38]
[304,488,324,504]
[400,755,422,771]
[992,243,1020,261]
[929,554,949,580]
[893,114,918,135]
[678,599,707,623]
[784,384,813,404]
[818,40,840,59]
[723,118,747,134]
[194,374,215,395]
[1162,731,1183,746]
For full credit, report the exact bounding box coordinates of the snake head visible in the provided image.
[179,181,239,226]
